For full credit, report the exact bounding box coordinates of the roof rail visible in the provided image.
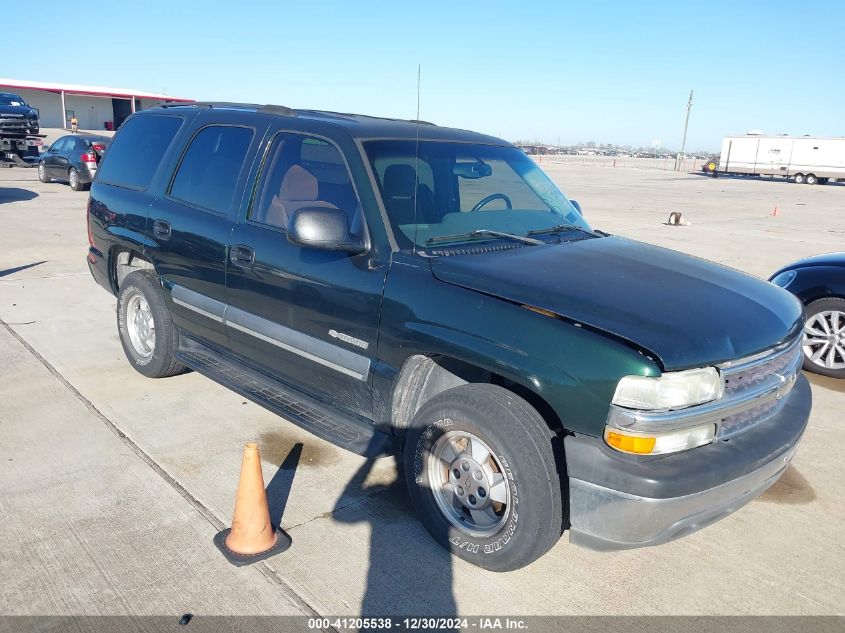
[299,109,436,126]
[157,101,296,116]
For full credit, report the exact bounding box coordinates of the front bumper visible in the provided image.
[566,373,811,551]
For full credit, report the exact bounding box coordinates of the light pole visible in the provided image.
[676,90,694,171]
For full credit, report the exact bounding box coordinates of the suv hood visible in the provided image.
[0,105,37,117]
[430,236,803,370]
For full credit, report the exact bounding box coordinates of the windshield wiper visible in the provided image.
[526,224,596,237]
[426,229,544,247]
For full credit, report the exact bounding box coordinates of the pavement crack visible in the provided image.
[0,317,329,622]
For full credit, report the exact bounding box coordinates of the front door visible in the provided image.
[225,130,387,418]
[146,117,263,349]
[45,136,69,178]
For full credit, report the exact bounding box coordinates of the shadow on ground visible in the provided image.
[0,187,39,204]
[264,439,457,623]
[0,261,46,278]
[334,452,458,622]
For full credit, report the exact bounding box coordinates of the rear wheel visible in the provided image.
[38,162,49,183]
[403,384,563,571]
[793,173,805,184]
[69,167,84,191]
[802,297,845,378]
[805,174,817,185]
[117,270,186,378]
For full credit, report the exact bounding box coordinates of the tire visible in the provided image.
[805,174,817,185]
[117,270,186,378]
[403,383,563,572]
[38,162,49,183]
[69,167,84,191]
[793,173,805,184]
[802,297,845,379]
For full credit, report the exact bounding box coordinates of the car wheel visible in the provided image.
[802,297,845,378]
[805,174,817,185]
[403,383,563,572]
[38,162,50,183]
[793,173,805,184]
[117,270,187,378]
[68,167,83,191]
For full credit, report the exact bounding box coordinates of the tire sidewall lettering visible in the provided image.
[414,416,520,557]
[118,285,154,367]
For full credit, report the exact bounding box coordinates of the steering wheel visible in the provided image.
[470,193,512,212]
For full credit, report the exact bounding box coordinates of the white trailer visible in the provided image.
[717,134,845,184]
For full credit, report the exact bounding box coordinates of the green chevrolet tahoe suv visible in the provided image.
[86,103,811,571]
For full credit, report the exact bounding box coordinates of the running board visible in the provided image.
[175,335,394,457]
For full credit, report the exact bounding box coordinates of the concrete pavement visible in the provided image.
[0,164,843,616]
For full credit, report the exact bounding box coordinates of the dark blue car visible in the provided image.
[771,252,845,378]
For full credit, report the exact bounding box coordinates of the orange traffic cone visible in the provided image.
[214,442,291,566]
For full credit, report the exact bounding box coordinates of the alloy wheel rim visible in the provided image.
[126,292,155,358]
[803,310,845,370]
[428,430,510,538]
[70,170,77,188]
[38,163,45,179]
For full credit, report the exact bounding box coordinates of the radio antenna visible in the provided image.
[412,64,421,254]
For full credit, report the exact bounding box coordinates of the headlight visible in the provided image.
[770,270,796,288]
[604,423,716,455]
[612,367,723,410]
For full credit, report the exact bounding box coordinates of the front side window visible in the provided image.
[364,141,588,248]
[97,115,183,190]
[170,125,254,214]
[249,133,360,230]
[51,137,70,153]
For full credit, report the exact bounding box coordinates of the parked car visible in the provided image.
[86,103,810,571]
[0,92,39,136]
[38,134,109,191]
[770,253,845,378]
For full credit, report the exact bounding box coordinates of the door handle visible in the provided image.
[229,244,255,268]
[152,219,171,240]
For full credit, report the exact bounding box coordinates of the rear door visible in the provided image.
[146,113,266,349]
[224,129,387,418]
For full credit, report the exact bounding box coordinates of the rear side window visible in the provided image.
[169,125,254,214]
[97,115,182,190]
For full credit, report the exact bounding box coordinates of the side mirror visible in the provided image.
[287,206,367,255]
[570,199,582,214]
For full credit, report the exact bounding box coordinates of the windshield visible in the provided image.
[0,94,27,107]
[364,140,590,249]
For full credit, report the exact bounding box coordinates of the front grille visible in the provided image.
[724,338,803,395]
[717,336,803,437]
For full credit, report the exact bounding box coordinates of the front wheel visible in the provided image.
[117,270,186,378]
[403,384,563,572]
[38,162,49,183]
[802,297,845,378]
[793,173,805,184]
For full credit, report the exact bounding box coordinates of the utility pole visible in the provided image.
[676,90,694,171]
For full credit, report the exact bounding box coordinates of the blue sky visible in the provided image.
[4,1,843,150]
